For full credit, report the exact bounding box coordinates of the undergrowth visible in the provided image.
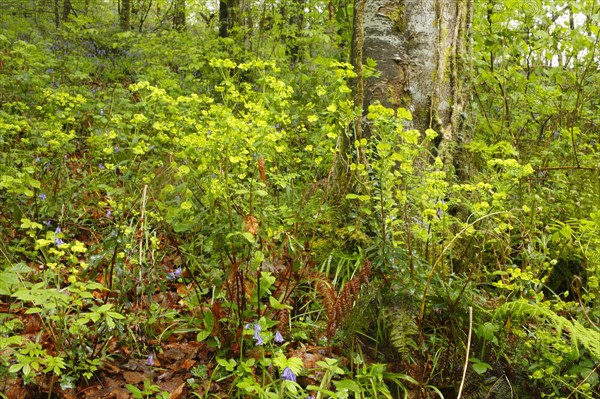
[0,3,599,399]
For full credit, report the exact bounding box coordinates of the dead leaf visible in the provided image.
[123,371,147,384]
[244,215,258,236]
[2,376,28,399]
[258,156,266,182]
[169,382,186,399]
[181,358,197,370]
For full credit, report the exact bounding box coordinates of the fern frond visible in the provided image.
[327,260,372,337]
[386,307,419,356]
[307,261,372,337]
[496,299,600,360]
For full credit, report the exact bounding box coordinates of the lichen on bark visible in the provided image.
[357,0,472,170]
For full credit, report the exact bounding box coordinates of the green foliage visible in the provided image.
[0,1,599,398]
[126,379,170,399]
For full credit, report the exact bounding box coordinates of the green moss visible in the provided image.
[389,4,407,33]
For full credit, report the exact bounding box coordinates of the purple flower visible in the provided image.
[274,331,284,344]
[35,157,41,163]
[54,237,65,247]
[253,323,262,341]
[99,163,105,169]
[307,396,315,399]
[281,367,296,382]
[44,220,52,226]
[39,193,47,200]
[100,108,104,116]
[146,354,154,366]
[167,267,182,280]
[255,334,264,346]
[55,226,61,234]
[114,145,119,153]
[106,209,111,218]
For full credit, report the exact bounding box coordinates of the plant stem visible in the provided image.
[456,306,472,399]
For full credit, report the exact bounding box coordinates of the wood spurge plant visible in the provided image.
[0,1,599,398]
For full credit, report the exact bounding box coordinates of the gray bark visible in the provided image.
[361,0,472,163]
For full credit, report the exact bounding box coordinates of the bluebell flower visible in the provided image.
[106,210,111,218]
[44,220,52,226]
[99,163,105,169]
[281,367,296,382]
[255,334,264,346]
[55,227,61,234]
[253,323,262,341]
[39,193,46,200]
[167,267,182,280]
[55,237,65,247]
[114,145,119,153]
[146,354,154,366]
[307,396,315,399]
[274,331,284,344]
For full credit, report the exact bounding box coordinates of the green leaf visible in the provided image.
[96,303,113,313]
[471,358,492,374]
[8,363,23,374]
[196,330,211,342]
[107,311,125,319]
[269,295,292,310]
[217,358,236,371]
[333,379,361,393]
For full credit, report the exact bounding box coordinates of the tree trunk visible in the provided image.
[54,0,60,28]
[285,0,305,64]
[219,0,240,38]
[62,0,71,22]
[173,0,186,30]
[358,0,472,166]
[120,0,131,31]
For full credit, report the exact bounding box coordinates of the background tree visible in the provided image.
[219,0,239,38]
[356,0,473,167]
[173,0,186,30]
[119,0,131,30]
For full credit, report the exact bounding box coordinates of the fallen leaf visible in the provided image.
[169,382,186,399]
[123,371,147,384]
[181,358,197,370]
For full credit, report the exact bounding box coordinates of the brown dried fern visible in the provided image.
[307,260,372,338]
[276,308,290,334]
[327,260,372,337]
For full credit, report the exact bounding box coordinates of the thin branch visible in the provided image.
[457,306,473,399]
